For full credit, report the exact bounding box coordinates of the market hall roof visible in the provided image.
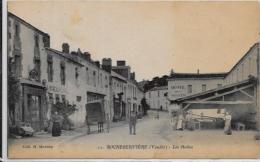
[172,77,256,105]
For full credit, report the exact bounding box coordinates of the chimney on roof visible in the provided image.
[71,51,77,56]
[62,43,70,54]
[94,61,100,68]
[117,60,126,66]
[197,69,200,74]
[102,58,112,73]
[130,72,136,80]
[84,52,91,61]
[77,48,82,55]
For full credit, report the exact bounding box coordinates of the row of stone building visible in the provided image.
[8,12,144,131]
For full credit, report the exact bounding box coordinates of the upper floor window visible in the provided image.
[47,55,53,82]
[188,85,192,94]
[202,84,206,92]
[236,69,239,82]
[34,34,39,48]
[158,91,160,97]
[75,67,79,80]
[217,84,222,88]
[93,71,96,87]
[60,62,66,85]
[15,24,19,36]
[100,73,103,87]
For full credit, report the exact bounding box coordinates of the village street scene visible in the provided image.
[6,1,260,159]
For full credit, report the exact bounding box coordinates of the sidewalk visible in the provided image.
[22,116,148,140]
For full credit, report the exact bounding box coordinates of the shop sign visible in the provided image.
[47,85,67,93]
[170,85,186,99]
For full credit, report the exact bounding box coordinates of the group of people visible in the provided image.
[84,111,138,135]
[170,109,233,135]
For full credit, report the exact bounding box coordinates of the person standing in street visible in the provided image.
[224,111,232,135]
[129,111,137,135]
[51,111,63,137]
[176,111,184,130]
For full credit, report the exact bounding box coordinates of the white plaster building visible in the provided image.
[145,86,169,111]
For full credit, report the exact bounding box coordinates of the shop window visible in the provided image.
[48,93,53,104]
[188,85,192,94]
[55,94,60,103]
[202,84,206,92]
[27,95,41,123]
[76,96,82,102]
[61,95,66,103]
[47,55,53,82]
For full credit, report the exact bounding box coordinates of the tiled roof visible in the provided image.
[168,72,227,79]
[149,86,168,91]
[45,48,83,66]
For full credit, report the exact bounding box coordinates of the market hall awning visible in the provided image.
[172,78,257,110]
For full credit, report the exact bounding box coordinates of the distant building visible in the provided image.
[168,72,226,101]
[145,86,168,111]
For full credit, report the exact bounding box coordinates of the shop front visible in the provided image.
[20,79,47,131]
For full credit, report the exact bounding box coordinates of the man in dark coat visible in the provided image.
[129,111,137,135]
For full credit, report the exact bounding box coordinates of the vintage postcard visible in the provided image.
[5,0,260,159]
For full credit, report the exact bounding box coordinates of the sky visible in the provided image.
[8,1,260,81]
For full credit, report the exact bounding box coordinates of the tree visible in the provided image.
[8,72,20,126]
[52,101,78,130]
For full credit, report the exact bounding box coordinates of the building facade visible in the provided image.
[145,86,169,111]
[168,73,226,101]
[8,13,50,131]
[8,13,144,131]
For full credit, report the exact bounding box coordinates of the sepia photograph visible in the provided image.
[5,0,260,159]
